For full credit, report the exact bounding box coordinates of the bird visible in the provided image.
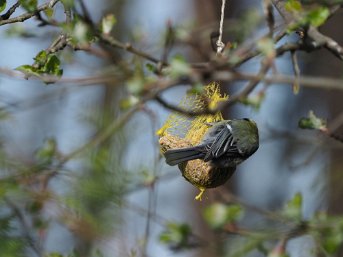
[164,118,259,169]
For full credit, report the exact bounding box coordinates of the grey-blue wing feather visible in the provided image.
[203,126,242,162]
[204,127,235,160]
[164,146,206,166]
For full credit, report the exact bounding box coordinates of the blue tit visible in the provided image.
[164,118,259,169]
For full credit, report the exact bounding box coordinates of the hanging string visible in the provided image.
[216,0,227,54]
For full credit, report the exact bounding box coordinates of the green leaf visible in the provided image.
[44,7,54,18]
[293,80,300,95]
[322,230,343,254]
[306,7,330,27]
[240,91,265,111]
[5,24,35,38]
[35,138,57,166]
[159,222,192,249]
[203,203,243,229]
[119,96,139,110]
[285,0,302,12]
[61,0,75,8]
[15,65,40,76]
[310,214,343,255]
[16,52,63,81]
[282,192,303,220]
[34,50,48,66]
[19,0,37,12]
[168,55,191,79]
[298,110,327,131]
[43,55,63,76]
[72,21,89,44]
[46,253,64,257]
[256,38,275,59]
[0,238,25,257]
[127,76,144,95]
[0,0,6,13]
[187,83,204,95]
[145,63,156,73]
[101,14,116,34]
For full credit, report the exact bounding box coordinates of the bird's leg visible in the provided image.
[195,187,206,201]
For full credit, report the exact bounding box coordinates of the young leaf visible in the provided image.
[322,229,343,254]
[19,0,37,12]
[101,14,116,34]
[44,7,54,19]
[35,138,57,166]
[282,192,303,220]
[15,65,40,77]
[285,0,302,12]
[306,7,330,27]
[256,38,275,59]
[17,51,63,81]
[298,110,327,131]
[0,0,6,13]
[159,222,192,249]
[119,96,139,110]
[34,50,48,66]
[203,203,243,229]
[240,91,266,111]
[168,55,191,79]
[43,55,63,76]
[61,0,74,8]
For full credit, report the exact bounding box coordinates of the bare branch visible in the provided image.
[263,0,275,37]
[0,1,20,20]
[307,26,343,60]
[0,0,60,26]
[272,0,343,60]
[212,69,343,91]
[217,61,271,110]
[155,95,213,117]
[291,50,300,93]
[99,33,165,65]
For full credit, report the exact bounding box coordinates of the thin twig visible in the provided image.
[291,50,300,93]
[263,0,275,37]
[155,95,213,116]
[157,22,174,73]
[272,0,343,61]
[100,33,165,65]
[0,1,20,20]
[0,0,60,26]
[77,0,93,25]
[218,60,271,110]
[212,69,343,91]
[326,111,343,143]
[124,201,207,247]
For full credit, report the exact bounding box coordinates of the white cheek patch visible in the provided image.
[226,123,232,132]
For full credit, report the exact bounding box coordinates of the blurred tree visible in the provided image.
[0,0,342,257]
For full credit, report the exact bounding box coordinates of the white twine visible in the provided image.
[216,0,226,54]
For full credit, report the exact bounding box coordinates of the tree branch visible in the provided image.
[0,1,20,20]
[99,33,165,65]
[0,0,60,26]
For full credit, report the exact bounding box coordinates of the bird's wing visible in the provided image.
[204,126,239,161]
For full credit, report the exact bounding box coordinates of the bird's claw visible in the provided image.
[195,187,206,201]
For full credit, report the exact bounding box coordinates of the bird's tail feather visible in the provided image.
[164,146,205,166]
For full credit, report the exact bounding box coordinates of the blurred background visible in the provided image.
[0,0,342,257]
